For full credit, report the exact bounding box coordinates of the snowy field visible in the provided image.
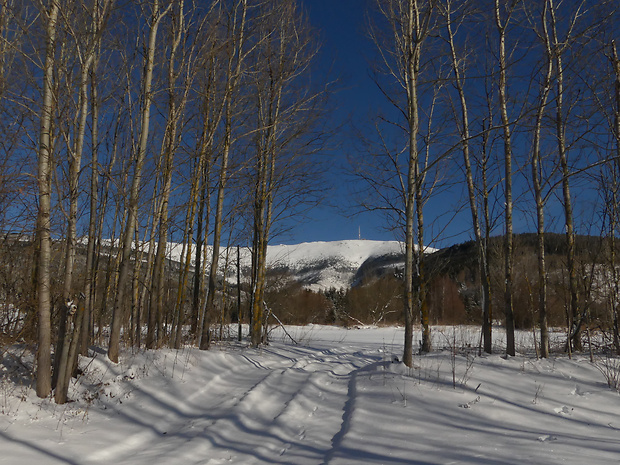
[2,325,620,464]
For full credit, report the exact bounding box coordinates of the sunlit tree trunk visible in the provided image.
[191,163,210,336]
[35,0,60,399]
[249,0,328,346]
[80,63,100,356]
[495,0,516,356]
[531,1,553,358]
[405,0,433,360]
[56,0,113,404]
[531,0,554,358]
[548,2,580,352]
[250,3,287,347]
[148,0,187,349]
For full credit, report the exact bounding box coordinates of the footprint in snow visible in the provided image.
[279,443,291,456]
[570,385,589,396]
[458,396,481,409]
[554,405,573,415]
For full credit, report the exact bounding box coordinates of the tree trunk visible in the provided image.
[237,245,242,341]
[201,136,230,349]
[36,0,60,399]
[81,64,100,356]
[200,0,248,350]
[56,0,111,395]
[548,3,580,352]
[533,1,553,358]
[147,0,186,349]
[191,178,205,337]
[495,0,516,356]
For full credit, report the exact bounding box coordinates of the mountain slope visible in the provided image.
[163,239,434,292]
[265,240,405,291]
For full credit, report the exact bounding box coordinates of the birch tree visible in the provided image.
[529,0,554,358]
[546,0,586,353]
[372,0,435,365]
[147,0,189,349]
[55,0,113,404]
[494,0,518,356]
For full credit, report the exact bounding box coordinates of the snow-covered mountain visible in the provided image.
[160,239,436,291]
[264,240,406,291]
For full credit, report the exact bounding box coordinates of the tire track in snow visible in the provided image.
[87,351,284,463]
[160,347,373,464]
[195,349,357,463]
[322,360,392,465]
[87,344,383,464]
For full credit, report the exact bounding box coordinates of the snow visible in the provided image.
[153,239,415,291]
[266,240,405,268]
[265,240,408,291]
[2,325,620,464]
[109,239,437,291]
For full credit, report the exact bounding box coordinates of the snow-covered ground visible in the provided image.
[2,325,620,464]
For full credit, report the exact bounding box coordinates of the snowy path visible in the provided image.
[84,345,378,465]
[2,329,399,465]
[3,325,620,464]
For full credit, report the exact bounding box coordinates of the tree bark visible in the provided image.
[36,0,60,399]
[148,0,186,349]
[548,2,580,352]
[80,64,100,356]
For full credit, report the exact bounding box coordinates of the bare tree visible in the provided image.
[547,0,584,353]
[146,0,191,349]
[79,32,103,356]
[441,0,492,353]
[248,0,323,346]
[108,0,171,363]
[370,0,435,365]
[55,0,113,404]
[200,0,249,350]
[526,0,555,358]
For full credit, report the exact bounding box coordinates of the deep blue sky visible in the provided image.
[282,0,601,249]
[281,0,397,245]
[282,0,471,247]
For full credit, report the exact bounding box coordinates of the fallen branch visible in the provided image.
[268,310,298,345]
[347,314,365,327]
